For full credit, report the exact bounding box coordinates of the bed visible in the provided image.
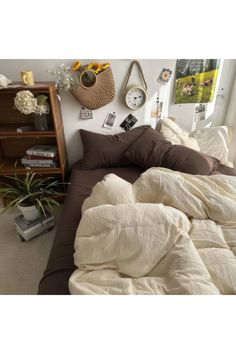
[38,162,143,294]
[38,123,236,295]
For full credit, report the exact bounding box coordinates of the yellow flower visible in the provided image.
[72,61,81,71]
[100,63,110,71]
[87,62,103,74]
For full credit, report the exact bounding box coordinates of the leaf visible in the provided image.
[37,95,48,106]
[41,197,59,209]
[35,198,46,216]
[0,198,21,215]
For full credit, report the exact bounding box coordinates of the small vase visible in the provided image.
[18,204,39,221]
[33,113,48,131]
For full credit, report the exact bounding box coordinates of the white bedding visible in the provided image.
[160,118,234,167]
[69,168,236,295]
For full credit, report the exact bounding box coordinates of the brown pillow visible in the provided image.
[79,125,149,169]
[125,127,219,175]
[211,164,236,176]
[125,128,172,169]
[162,145,219,175]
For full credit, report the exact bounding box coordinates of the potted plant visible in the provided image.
[0,170,67,221]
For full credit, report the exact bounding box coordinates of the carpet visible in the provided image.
[0,206,62,295]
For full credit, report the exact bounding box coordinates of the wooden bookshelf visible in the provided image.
[0,82,68,181]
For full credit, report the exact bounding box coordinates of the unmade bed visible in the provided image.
[38,162,236,295]
[38,162,143,294]
[38,124,236,295]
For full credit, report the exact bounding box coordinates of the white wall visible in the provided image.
[224,74,236,165]
[1,59,235,166]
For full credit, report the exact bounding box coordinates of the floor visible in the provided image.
[0,206,62,295]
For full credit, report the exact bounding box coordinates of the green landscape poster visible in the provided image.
[175,59,220,104]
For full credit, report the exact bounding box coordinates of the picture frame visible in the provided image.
[103,112,116,129]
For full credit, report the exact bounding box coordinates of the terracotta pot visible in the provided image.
[18,204,39,221]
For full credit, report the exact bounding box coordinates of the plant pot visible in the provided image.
[18,204,39,221]
[33,113,48,131]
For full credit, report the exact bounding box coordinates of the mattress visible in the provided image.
[38,161,143,294]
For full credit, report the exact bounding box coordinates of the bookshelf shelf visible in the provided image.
[0,82,68,181]
[0,157,61,175]
[0,124,56,137]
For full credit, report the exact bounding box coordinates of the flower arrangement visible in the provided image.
[14,90,49,115]
[48,61,111,91]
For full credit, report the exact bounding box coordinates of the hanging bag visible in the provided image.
[70,67,115,110]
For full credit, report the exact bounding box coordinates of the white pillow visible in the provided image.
[160,118,200,151]
[160,118,233,167]
[190,126,233,167]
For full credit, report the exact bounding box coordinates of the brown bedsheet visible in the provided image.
[38,161,236,295]
[38,162,143,294]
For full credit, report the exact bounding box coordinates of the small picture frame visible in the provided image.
[158,68,172,84]
[103,112,116,129]
[194,103,206,121]
[80,107,93,120]
[120,114,138,131]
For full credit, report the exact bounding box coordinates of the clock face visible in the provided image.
[126,87,146,110]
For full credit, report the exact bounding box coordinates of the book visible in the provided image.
[22,163,58,168]
[15,212,54,241]
[26,145,57,158]
[26,154,59,161]
[16,125,33,132]
[21,155,58,166]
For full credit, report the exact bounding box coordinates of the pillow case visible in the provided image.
[79,125,149,169]
[160,118,200,151]
[124,128,172,169]
[125,128,219,175]
[162,145,219,175]
[189,126,232,167]
[160,118,233,167]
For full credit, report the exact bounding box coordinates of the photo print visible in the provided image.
[175,59,220,104]
[103,112,116,129]
[80,106,93,119]
[158,68,172,85]
[194,103,206,121]
[120,114,138,131]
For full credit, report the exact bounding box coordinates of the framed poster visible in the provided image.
[175,59,220,104]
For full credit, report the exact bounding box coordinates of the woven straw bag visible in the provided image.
[70,67,115,110]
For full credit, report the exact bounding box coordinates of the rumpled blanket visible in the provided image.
[69,168,236,295]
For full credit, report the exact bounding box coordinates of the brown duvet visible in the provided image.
[38,161,236,295]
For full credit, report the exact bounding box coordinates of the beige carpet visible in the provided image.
[0,206,62,295]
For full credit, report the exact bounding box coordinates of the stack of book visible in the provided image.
[15,211,55,241]
[21,145,58,168]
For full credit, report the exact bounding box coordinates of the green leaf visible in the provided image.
[37,95,48,106]
[35,198,46,216]
[41,197,59,209]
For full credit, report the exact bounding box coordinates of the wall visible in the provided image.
[224,74,236,165]
[1,59,235,166]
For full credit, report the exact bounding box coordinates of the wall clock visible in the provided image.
[123,60,148,110]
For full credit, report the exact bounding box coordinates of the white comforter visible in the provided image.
[69,168,236,295]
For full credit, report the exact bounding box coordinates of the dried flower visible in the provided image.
[14,91,49,116]
[72,60,81,71]
[14,91,37,115]
[47,63,79,91]
[47,61,111,91]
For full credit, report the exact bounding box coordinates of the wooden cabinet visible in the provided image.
[0,82,68,181]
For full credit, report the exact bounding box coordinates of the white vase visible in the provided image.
[18,204,39,221]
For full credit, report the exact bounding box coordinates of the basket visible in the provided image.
[70,67,115,110]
